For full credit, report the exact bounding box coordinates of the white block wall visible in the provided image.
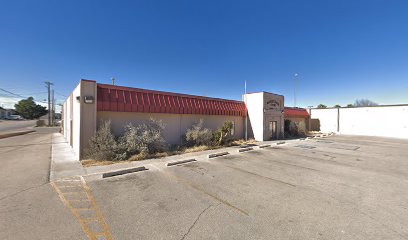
[310,105,408,139]
[310,108,339,133]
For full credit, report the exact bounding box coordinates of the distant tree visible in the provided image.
[317,104,327,109]
[354,99,378,107]
[14,97,47,119]
[333,104,341,108]
[346,104,353,107]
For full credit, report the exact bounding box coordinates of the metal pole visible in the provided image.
[45,81,53,126]
[52,90,55,126]
[244,80,248,141]
[294,73,298,107]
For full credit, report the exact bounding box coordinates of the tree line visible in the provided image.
[317,99,378,109]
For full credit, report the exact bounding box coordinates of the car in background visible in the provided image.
[6,115,24,120]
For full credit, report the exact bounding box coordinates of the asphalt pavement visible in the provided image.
[0,128,86,240]
[1,130,408,240]
[86,135,408,240]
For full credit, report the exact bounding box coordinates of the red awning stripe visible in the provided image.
[97,84,247,116]
[284,107,310,118]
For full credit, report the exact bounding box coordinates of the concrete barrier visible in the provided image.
[167,159,197,166]
[237,147,253,153]
[102,166,148,178]
[258,144,271,148]
[208,152,229,158]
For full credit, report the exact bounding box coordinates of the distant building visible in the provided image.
[62,79,307,159]
[0,108,15,119]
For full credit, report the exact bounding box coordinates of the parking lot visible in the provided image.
[87,135,408,239]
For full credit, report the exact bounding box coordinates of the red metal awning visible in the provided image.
[96,84,247,117]
[284,107,310,118]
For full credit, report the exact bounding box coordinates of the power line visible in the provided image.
[54,91,67,98]
[0,87,49,104]
[0,88,26,98]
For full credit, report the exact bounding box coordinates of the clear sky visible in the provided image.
[1,0,407,109]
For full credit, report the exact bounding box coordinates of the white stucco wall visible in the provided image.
[63,94,72,147]
[310,105,408,139]
[244,92,264,140]
[72,84,81,158]
[62,80,98,160]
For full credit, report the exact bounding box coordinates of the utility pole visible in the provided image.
[52,89,55,126]
[45,81,53,126]
[294,73,298,107]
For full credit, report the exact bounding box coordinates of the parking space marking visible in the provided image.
[223,164,297,187]
[155,165,249,216]
[51,176,113,240]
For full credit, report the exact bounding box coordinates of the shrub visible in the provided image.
[118,118,167,158]
[213,121,234,146]
[86,120,118,160]
[285,120,306,137]
[184,119,213,146]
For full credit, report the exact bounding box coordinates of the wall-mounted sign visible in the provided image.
[265,99,280,110]
[84,96,94,104]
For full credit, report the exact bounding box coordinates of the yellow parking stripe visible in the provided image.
[51,176,113,240]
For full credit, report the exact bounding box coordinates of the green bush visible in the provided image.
[213,121,234,146]
[184,119,213,146]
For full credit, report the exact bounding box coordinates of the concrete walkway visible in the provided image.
[50,133,86,181]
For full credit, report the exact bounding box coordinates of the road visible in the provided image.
[0,120,36,133]
[0,128,86,240]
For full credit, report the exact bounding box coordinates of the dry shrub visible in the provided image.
[184,119,213,146]
[116,118,168,160]
[86,120,118,160]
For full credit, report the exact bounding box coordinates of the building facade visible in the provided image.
[62,80,302,159]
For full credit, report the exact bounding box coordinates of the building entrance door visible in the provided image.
[269,121,277,140]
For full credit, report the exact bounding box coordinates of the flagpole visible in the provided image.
[244,80,248,141]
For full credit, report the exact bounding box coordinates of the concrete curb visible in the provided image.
[276,141,286,145]
[102,166,148,178]
[167,159,197,167]
[0,130,35,139]
[237,147,253,152]
[208,152,229,158]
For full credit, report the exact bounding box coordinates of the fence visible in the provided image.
[309,105,408,139]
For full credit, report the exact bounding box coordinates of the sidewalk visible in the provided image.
[50,133,86,181]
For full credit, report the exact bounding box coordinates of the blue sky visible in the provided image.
[1,0,408,109]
